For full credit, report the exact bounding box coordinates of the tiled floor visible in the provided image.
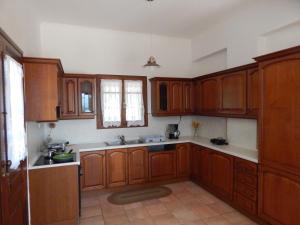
[80,181,258,225]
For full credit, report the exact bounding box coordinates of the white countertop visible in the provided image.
[29,136,258,170]
[77,136,258,163]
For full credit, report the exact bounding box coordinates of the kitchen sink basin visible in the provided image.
[104,139,142,146]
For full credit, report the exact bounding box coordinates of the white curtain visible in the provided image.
[125,80,145,127]
[101,79,122,128]
[4,55,26,170]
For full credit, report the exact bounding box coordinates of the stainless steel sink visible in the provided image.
[104,139,142,146]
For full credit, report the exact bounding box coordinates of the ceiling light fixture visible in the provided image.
[144,0,160,68]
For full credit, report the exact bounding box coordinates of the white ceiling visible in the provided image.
[28,0,251,38]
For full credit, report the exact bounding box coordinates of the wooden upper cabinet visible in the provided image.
[182,81,195,114]
[128,147,148,185]
[194,80,202,113]
[176,143,190,178]
[80,151,106,191]
[169,81,183,113]
[62,78,78,118]
[259,166,300,225]
[219,71,247,114]
[200,78,219,114]
[78,78,96,117]
[210,152,234,200]
[106,149,128,187]
[23,57,63,121]
[61,75,96,119]
[149,151,177,181]
[247,68,259,116]
[151,80,170,115]
[256,51,300,175]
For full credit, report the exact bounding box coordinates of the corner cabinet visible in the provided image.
[150,78,194,116]
[199,78,219,114]
[61,74,96,119]
[23,57,63,122]
[176,143,190,178]
[80,151,106,191]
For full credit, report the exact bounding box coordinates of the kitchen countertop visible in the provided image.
[77,136,258,163]
[28,136,258,169]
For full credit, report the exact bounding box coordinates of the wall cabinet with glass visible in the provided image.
[61,74,96,119]
[150,78,194,116]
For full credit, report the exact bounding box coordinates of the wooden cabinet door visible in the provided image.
[211,152,234,200]
[219,71,247,114]
[169,81,183,114]
[194,80,202,113]
[128,147,148,185]
[176,143,190,178]
[259,166,300,225]
[200,78,219,113]
[260,56,300,175]
[80,151,106,191]
[106,149,128,187]
[24,62,59,121]
[247,68,259,116]
[182,81,195,114]
[149,151,176,182]
[199,148,212,185]
[62,77,78,118]
[153,80,170,114]
[191,144,201,182]
[78,78,96,118]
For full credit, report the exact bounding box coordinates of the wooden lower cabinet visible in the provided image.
[149,151,177,182]
[210,152,234,200]
[259,166,300,225]
[128,147,148,185]
[29,166,79,225]
[199,148,212,185]
[106,149,128,188]
[191,144,201,181]
[176,143,190,178]
[80,151,106,191]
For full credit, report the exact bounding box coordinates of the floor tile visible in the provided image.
[203,215,233,225]
[126,207,150,220]
[145,203,168,216]
[80,215,105,225]
[152,213,182,225]
[103,214,131,225]
[192,204,220,219]
[171,207,201,222]
[81,205,102,218]
[222,211,256,225]
[208,201,235,214]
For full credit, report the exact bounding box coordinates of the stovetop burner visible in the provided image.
[34,153,76,166]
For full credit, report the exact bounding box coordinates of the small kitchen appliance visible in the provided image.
[166,124,180,139]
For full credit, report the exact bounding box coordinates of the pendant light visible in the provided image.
[144,0,160,68]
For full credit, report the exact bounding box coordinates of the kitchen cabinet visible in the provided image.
[29,166,79,225]
[176,143,190,178]
[61,75,96,119]
[128,147,148,185]
[23,57,63,121]
[200,78,219,114]
[182,81,195,114]
[80,151,106,191]
[255,46,300,225]
[106,149,128,187]
[149,151,177,182]
[219,71,247,115]
[234,158,258,215]
[199,148,212,186]
[210,151,234,200]
[169,81,183,113]
[259,166,300,225]
[150,78,194,116]
[247,68,259,116]
[190,144,201,182]
[194,80,202,113]
[62,77,78,118]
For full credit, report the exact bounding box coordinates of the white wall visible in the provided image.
[0,0,41,55]
[37,22,194,146]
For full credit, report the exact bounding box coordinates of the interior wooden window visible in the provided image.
[97,75,148,129]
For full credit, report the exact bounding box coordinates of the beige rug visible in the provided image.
[107,186,172,205]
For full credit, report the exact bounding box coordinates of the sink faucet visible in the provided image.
[118,135,126,145]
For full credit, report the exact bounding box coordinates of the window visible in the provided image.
[97,76,147,129]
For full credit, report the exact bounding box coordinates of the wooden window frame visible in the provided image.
[96,75,148,129]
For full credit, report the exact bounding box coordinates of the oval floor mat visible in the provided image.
[107,186,172,205]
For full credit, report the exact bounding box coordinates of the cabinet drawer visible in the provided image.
[235,182,257,201]
[236,172,257,188]
[234,192,257,215]
[235,158,257,175]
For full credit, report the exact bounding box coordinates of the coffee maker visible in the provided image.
[166,124,180,139]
